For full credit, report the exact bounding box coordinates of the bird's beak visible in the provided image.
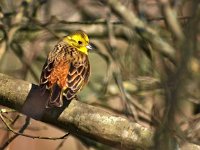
[86,44,93,50]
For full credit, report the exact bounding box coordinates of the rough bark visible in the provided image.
[0,73,199,150]
[0,73,154,150]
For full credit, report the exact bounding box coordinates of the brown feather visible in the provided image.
[39,41,90,108]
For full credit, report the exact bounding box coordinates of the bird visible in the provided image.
[39,30,92,108]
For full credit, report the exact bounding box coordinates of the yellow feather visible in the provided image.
[63,31,90,55]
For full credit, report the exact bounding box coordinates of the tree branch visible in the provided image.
[0,73,154,149]
[0,73,200,149]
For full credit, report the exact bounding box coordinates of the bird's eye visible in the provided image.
[78,41,82,45]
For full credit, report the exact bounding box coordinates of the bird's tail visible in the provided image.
[46,84,63,108]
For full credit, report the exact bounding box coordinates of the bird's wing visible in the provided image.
[40,43,61,88]
[39,59,55,90]
[39,43,70,107]
[64,55,90,100]
[39,44,90,107]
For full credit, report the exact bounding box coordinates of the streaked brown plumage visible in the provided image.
[39,31,91,108]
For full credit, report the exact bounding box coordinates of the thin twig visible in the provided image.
[56,139,67,150]
[0,116,30,149]
[0,112,69,140]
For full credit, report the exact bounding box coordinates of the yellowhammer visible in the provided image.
[39,30,92,108]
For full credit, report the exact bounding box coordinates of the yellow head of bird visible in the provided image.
[63,30,92,55]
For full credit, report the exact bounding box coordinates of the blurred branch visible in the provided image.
[153,1,200,149]
[0,10,7,61]
[106,10,139,121]
[104,0,176,64]
[27,15,191,41]
[56,139,67,150]
[157,0,184,40]
[10,42,39,81]
[29,14,192,25]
